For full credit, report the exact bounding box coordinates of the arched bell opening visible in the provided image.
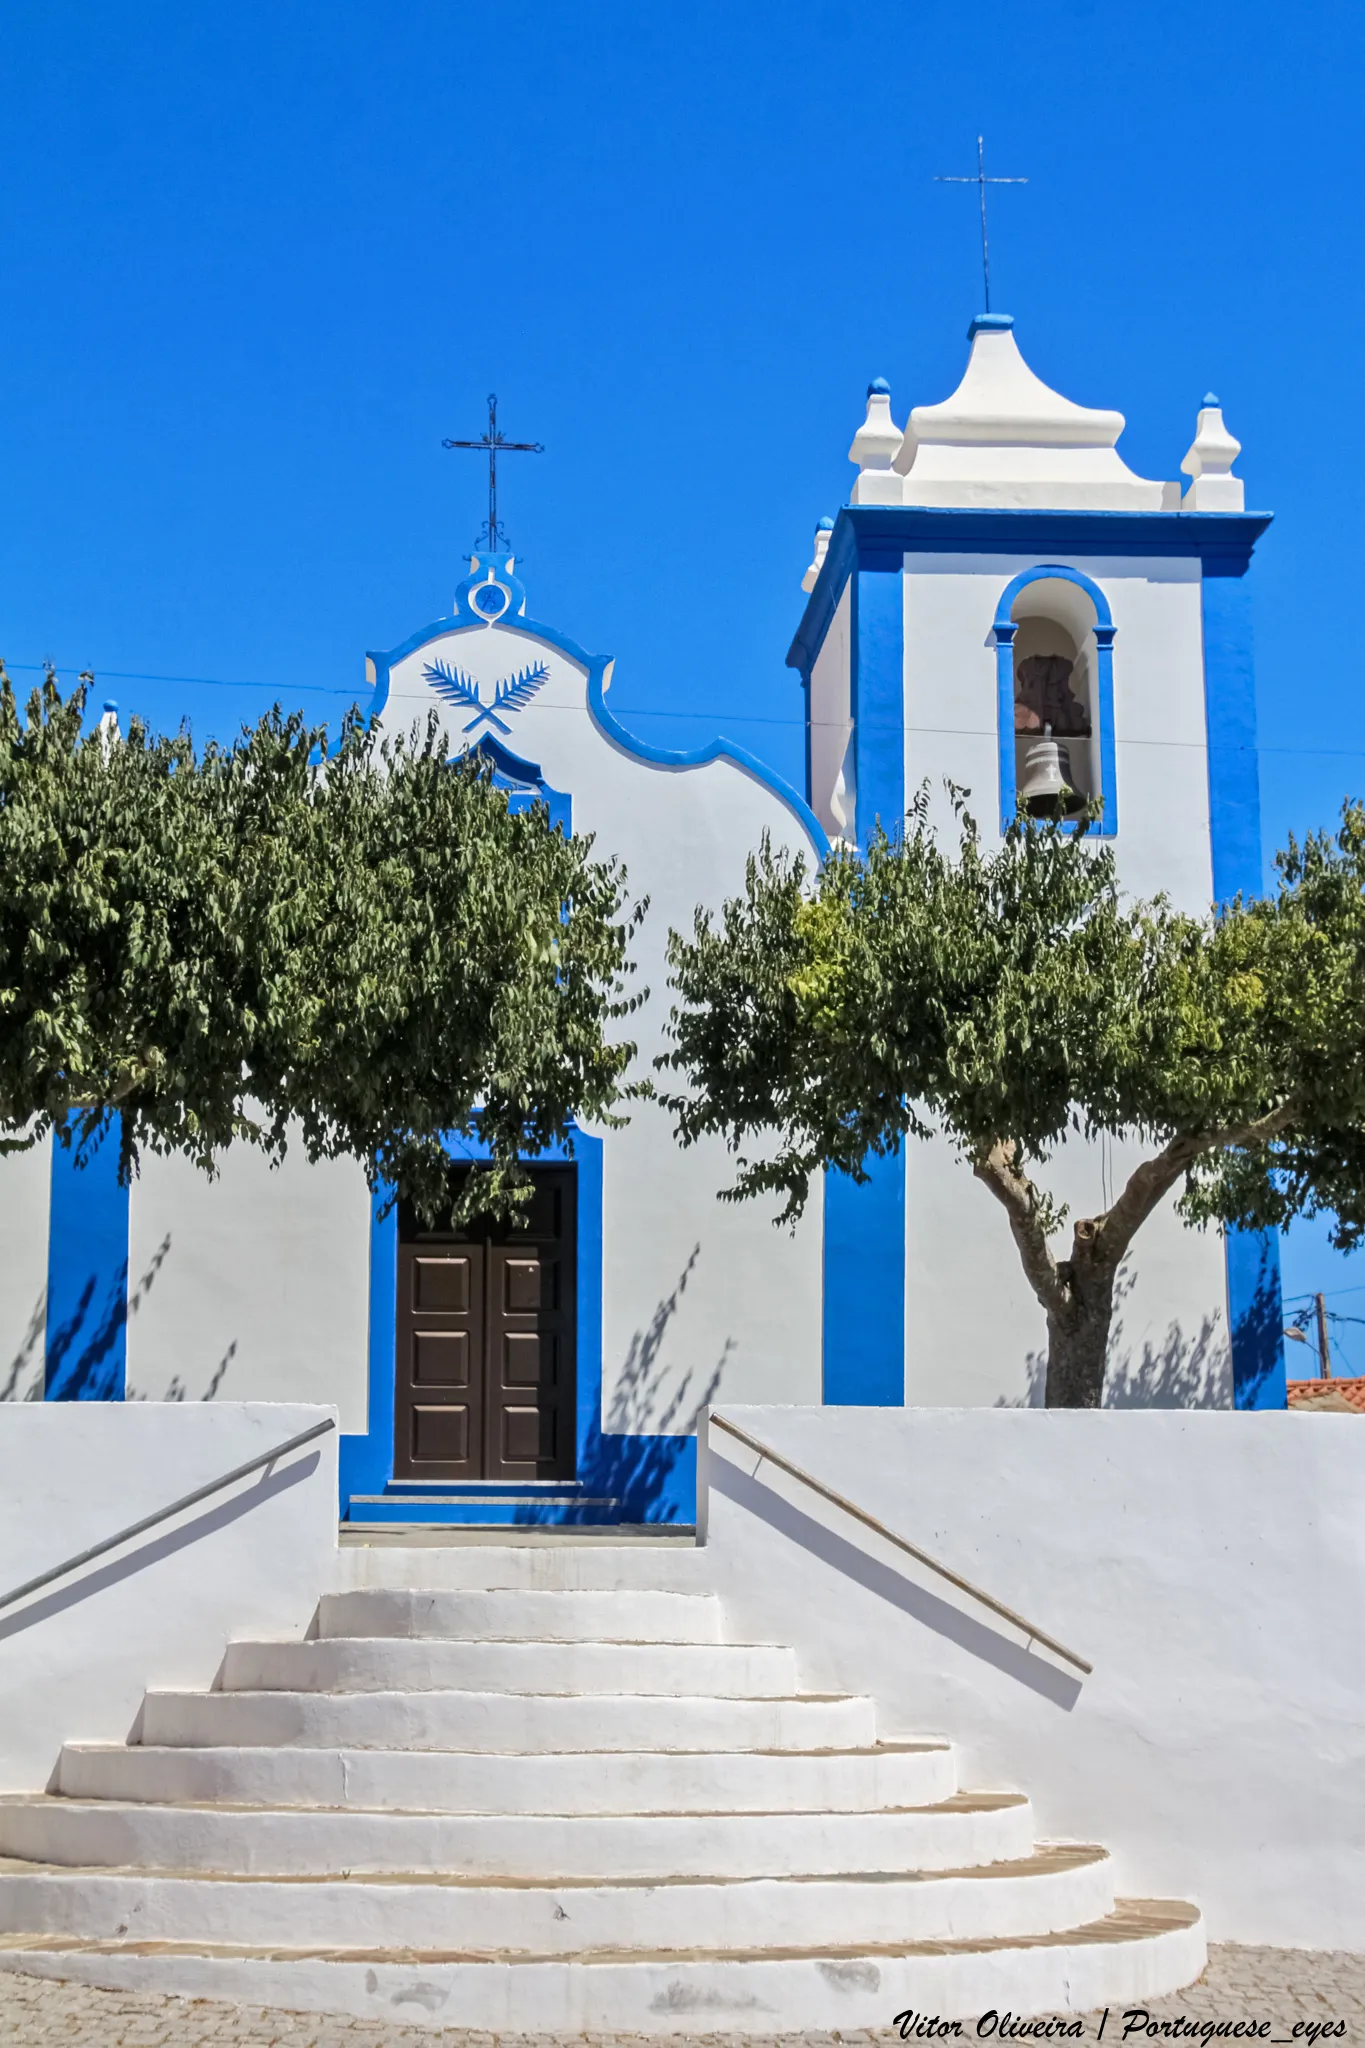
[1009,577,1102,817]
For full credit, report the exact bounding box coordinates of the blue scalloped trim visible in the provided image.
[364,608,828,858]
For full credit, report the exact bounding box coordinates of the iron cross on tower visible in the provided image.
[442,394,544,551]
[934,137,1027,314]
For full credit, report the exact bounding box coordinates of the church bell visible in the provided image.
[1017,728,1084,817]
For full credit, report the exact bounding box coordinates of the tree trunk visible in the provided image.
[1043,1222,1118,1407]
[976,1110,1301,1409]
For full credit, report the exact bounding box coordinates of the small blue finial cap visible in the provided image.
[816,515,835,532]
[867,377,891,396]
[102,698,118,714]
[968,313,1015,337]
[1202,391,1221,408]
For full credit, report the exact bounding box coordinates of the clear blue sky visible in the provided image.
[2,0,1361,1362]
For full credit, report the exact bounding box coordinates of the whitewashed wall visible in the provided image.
[808,581,852,839]
[125,1143,371,1426]
[0,1403,338,1790]
[377,625,826,1430]
[0,1134,51,1401]
[701,1405,1365,1949]
[898,555,1228,1407]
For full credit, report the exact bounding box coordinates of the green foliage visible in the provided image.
[0,669,639,1221]
[1184,804,1365,1250]
[662,785,1365,1252]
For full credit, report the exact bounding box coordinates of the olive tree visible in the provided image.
[661,790,1365,1407]
[0,669,638,1219]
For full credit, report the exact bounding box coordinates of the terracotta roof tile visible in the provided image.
[1286,1377,1365,1413]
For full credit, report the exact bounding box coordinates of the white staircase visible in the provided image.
[0,1539,1204,2032]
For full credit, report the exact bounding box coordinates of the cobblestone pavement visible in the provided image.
[0,1947,1362,2047]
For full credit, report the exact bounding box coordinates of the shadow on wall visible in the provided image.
[709,1449,1083,1711]
[514,1244,732,1526]
[127,1341,237,1406]
[44,1263,130,1402]
[1227,1235,1287,1409]
[1104,1260,1230,1409]
[995,1265,1230,1410]
[0,1292,46,1402]
[35,1230,239,1406]
[125,1233,238,1405]
[0,1452,322,1652]
[995,1353,1047,1411]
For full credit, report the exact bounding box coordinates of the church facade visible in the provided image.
[0,315,1284,1525]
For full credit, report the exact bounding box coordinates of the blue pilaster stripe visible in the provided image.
[821,564,907,1407]
[1201,573,1265,904]
[1201,567,1286,1410]
[822,1157,906,1405]
[44,1117,130,1400]
[851,567,906,843]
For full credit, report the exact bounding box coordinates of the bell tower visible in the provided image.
[788,315,1281,1413]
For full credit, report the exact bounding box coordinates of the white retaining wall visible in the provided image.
[700,1404,1365,1951]
[0,1403,338,1791]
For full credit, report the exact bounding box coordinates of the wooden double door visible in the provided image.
[394,1167,576,1482]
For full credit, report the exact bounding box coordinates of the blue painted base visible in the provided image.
[342,1435,698,1527]
[45,1117,130,1401]
[1227,1226,1287,1409]
[822,1155,906,1405]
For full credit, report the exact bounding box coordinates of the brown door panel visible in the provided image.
[393,1170,575,1484]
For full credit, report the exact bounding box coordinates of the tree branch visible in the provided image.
[1097,1101,1300,1265]
[972,1139,1069,1319]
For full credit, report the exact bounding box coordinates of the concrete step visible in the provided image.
[333,1540,711,1593]
[138,1685,878,1754]
[57,1740,958,1814]
[220,1637,798,1698]
[0,1899,1207,2033]
[0,1792,1035,1880]
[0,1843,1114,1953]
[315,1588,727,1644]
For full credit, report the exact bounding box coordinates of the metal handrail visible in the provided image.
[707,1412,1093,1677]
[0,1416,336,1618]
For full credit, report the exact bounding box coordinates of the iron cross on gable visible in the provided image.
[935,137,1027,314]
[443,394,544,552]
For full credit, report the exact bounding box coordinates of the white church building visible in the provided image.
[0,314,1285,1529]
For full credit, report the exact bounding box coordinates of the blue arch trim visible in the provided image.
[992,564,1117,837]
[470,733,547,785]
[992,562,1113,630]
[468,735,572,833]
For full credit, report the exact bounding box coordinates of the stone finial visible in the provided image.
[1181,394,1244,510]
[97,699,120,750]
[801,516,836,595]
[849,379,905,505]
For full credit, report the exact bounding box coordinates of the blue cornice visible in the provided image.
[786,504,1275,679]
